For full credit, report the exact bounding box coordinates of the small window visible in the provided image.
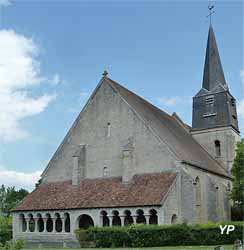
[106,122,111,138]
[231,98,235,107]
[205,95,214,105]
[232,115,237,120]
[215,140,221,157]
[103,167,108,177]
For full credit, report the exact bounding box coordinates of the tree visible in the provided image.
[0,185,29,217]
[231,138,244,207]
[231,138,244,221]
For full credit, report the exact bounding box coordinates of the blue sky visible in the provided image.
[0,0,243,190]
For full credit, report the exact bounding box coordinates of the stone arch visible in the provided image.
[171,214,178,224]
[55,213,62,233]
[78,214,94,229]
[149,209,158,225]
[215,140,221,157]
[100,211,110,227]
[136,209,146,224]
[46,213,53,232]
[124,210,133,226]
[19,213,27,232]
[112,210,121,226]
[28,213,35,232]
[64,213,70,232]
[37,213,44,232]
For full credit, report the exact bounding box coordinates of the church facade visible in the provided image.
[12,25,240,246]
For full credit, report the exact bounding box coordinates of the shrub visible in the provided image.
[0,239,24,250]
[75,222,243,248]
[0,217,12,245]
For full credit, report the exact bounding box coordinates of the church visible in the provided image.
[13,24,240,246]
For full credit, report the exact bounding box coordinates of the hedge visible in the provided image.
[75,222,243,248]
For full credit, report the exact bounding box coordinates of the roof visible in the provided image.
[14,173,177,212]
[107,77,230,179]
[202,25,227,91]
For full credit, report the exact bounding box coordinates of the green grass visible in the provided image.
[24,245,233,250]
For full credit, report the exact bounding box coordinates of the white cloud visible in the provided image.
[50,73,61,85]
[0,166,42,191]
[156,96,191,107]
[0,0,11,6]
[0,29,56,142]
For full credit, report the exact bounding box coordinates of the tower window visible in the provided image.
[205,95,214,105]
[215,140,221,157]
[232,115,237,120]
[231,98,235,107]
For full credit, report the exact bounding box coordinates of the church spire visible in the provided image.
[202,25,227,91]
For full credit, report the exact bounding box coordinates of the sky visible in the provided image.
[0,0,243,190]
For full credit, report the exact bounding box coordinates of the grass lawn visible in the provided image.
[24,245,233,250]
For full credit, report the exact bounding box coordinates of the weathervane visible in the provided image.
[207,4,215,24]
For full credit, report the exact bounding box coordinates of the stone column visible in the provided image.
[62,217,65,233]
[120,216,125,226]
[145,215,150,225]
[26,219,30,233]
[34,218,38,233]
[43,218,47,233]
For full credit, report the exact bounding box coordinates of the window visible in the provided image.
[103,167,108,177]
[232,115,237,120]
[106,122,111,138]
[205,95,214,105]
[231,98,235,107]
[215,140,221,157]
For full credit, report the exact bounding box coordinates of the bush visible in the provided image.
[75,222,243,248]
[0,239,24,250]
[0,217,12,245]
[231,206,244,221]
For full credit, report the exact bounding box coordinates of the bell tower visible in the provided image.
[191,25,240,173]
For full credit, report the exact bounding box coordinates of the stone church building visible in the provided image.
[13,24,240,246]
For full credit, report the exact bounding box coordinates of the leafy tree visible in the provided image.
[0,185,29,217]
[231,138,244,206]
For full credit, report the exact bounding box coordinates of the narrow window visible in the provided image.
[106,122,111,138]
[231,98,235,107]
[103,167,108,177]
[215,140,221,157]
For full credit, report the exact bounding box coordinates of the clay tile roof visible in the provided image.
[14,173,177,212]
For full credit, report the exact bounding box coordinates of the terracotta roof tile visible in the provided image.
[14,173,177,212]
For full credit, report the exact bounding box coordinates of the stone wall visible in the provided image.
[191,126,240,173]
[42,79,178,184]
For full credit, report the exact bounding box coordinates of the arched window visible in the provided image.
[215,140,221,157]
[136,209,146,224]
[124,210,133,226]
[55,213,62,233]
[37,214,44,232]
[46,213,53,232]
[106,122,111,137]
[101,211,110,227]
[171,214,178,224]
[78,214,94,229]
[20,214,27,232]
[112,211,121,226]
[149,209,158,225]
[28,214,35,232]
[64,213,70,232]
[103,167,109,177]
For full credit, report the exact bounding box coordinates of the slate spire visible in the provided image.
[202,25,227,91]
